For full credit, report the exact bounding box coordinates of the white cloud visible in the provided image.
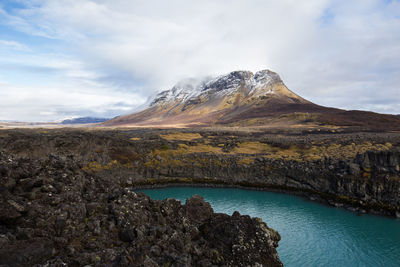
[0,0,399,121]
[0,39,31,51]
[0,81,145,122]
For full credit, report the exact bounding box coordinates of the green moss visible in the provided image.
[82,160,122,172]
[160,132,203,141]
[149,139,393,163]
[159,144,169,150]
[82,161,103,172]
[237,157,255,165]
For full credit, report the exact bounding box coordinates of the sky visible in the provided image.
[0,0,399,122]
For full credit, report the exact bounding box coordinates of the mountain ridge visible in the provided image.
[104,70,400,130]
[61,117,109,125]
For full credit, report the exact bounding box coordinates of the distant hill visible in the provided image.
[61,117,109,125]
[103,69,400,131]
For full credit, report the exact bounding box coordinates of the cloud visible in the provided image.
[0,0,399,121]
[0,39,30,51]
[0,81,145,122]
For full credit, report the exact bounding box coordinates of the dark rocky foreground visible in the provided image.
[0,150,282,266]
[1,127,400,265]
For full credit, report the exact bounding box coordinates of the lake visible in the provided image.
[140,187,400,267]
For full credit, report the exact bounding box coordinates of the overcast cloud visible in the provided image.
[0,0,399,121]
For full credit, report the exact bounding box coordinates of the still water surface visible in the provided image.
[140,187,400,267]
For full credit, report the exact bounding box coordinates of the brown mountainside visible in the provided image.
[104,70,400,130]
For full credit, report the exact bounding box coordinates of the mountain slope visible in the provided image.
[61,117,109,125]
[104,70,400,130]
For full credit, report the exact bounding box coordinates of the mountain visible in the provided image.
[104,70,400,130]
[61,117,109,125]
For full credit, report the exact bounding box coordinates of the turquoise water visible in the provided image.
[139,187,400,267]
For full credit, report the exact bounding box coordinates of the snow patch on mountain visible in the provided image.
[150,70,283,107]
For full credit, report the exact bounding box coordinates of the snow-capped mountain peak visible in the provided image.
[150,69,288,107]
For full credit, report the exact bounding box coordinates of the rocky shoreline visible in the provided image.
[133,182,398,218]
[0,148,282,266]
